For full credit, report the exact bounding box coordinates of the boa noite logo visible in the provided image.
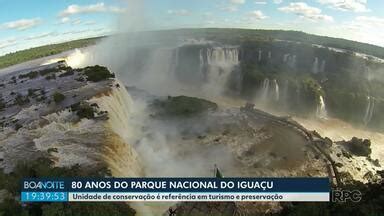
[23,181,65,190]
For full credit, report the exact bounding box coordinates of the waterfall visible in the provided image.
[199,49,205,79]
[258,50,262,62]
[88,82,144,177]
[320,60,326,73]
[2,81,143,176]
[273,79,280,101]
[206,47,239,66]
[173,48,179,74]
[202,47,240,96]
[268,51,272,59]
[316,95,328,118]
[288,55,296,68]
[283,54,289,62]
[365,65,373,81]
[261,78,270,101]
[312,57,319,74]
[363,96,375,125]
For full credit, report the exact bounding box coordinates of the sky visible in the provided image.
[0,0,383,55]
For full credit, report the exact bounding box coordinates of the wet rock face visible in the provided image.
[341,137,372,157]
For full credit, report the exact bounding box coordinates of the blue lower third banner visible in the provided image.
[21,178,330,202]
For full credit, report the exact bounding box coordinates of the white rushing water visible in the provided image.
[202,47,240,96]
[0,82,143,176]
[88,82,144,177]
[363,96,375,125]
[206,47,239,66]
[286,54,297,68]
[42,49,88,68]
[316,95,328,119]
[256,79,280,105]
[273,79,280,102]
[260,78,270,102]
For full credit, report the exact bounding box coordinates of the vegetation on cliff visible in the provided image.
[83,65,115,82]
[150,96,218,117]
[52,92,65,104]
[70,102,96,119]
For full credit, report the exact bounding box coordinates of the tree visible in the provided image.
[52,92,65,104]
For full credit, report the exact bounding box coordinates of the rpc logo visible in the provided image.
[331,190,362,202]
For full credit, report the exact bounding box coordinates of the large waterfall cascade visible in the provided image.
[1,81,144,176]
[89,82,143,177]
[258,50,262,62]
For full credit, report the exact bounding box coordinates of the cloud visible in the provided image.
[350,16,384,46]
[58,17,96,26]
[317,0,369,12]
[278,2,333,22]
[314,15,384,47]
[25,32,56,41]
[2,18,41,30]
[61,29,92,35]
[60,28,111,36]
[59,2,125,17]
[273,0,283,4]
[0,38,17,49]
[230,0,246,4]
[219,0,246,12]
[220,5,239,12]
[355,16,384,26]
[247,10,268,20]
[84,21,97,26]
[254,1,267,5]
[71,18,82,25]
[167,9,191,16]
[60,17,71,24]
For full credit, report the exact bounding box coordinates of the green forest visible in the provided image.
[0,37,102,69]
